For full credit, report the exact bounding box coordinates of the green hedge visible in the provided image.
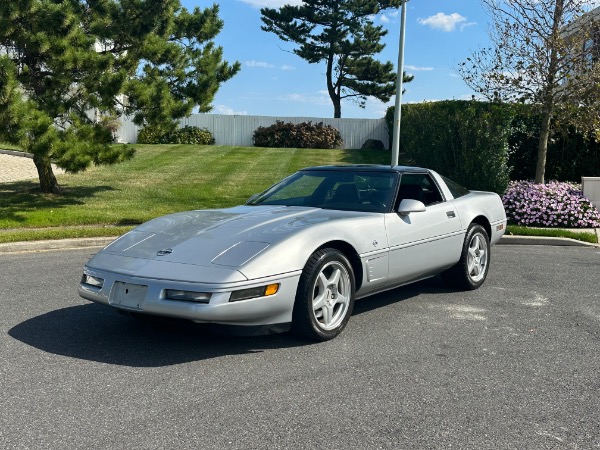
[386,100,600,193]
[386,101,512,194]
[137,125,215,145]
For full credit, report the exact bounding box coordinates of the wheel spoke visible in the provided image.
[335,292,350,308]
[317,272,328,290]
[468,258,477,275]
[468,246,478,259]
[321,304,332,326]
[472,262,481,277]
[313,292,326,311]
[328,268,341,287]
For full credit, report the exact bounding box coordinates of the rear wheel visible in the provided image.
[442,224,490,290]
[292,248,355,341]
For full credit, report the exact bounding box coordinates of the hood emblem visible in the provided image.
[156,248,173,256]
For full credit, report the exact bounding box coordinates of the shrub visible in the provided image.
[137,126,167,144]
[253,121,342,149]
[170,126,215,145]
[502,180,600,228]
[387,101,512,194]
[137,126,215,145]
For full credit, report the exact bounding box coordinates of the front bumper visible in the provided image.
[79,266,301,327]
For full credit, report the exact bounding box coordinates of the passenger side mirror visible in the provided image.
[398,199,426,215]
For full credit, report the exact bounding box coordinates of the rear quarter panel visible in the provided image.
[452,191,507,244]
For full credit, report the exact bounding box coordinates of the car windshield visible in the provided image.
[247,170,397,213]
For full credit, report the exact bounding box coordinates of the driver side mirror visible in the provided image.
[398,199,426,216]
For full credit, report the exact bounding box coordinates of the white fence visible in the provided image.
[116,114,389,149]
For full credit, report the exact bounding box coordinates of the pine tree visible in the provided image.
[261,0,413,118]
[0,0,240,193]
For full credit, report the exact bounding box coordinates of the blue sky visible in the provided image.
[181,0,493,119]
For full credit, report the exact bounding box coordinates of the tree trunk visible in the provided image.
[325,50,342,118]
[332,97,341,119]
[534,0,564,185]
[33,154,61,194]
[535,109,552,184]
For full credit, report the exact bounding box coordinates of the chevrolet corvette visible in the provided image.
[79,165,507,341]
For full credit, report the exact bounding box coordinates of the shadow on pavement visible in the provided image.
[8,303,308,367]
[8,277,452,368]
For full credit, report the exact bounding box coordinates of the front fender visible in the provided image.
[237,215,388,280]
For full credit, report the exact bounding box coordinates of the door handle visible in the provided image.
[446,211,456,218]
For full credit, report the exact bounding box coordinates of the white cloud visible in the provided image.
[245,60,275,68]
[245,61,295,71]
[418,13,476,32]
[278,91,330,106]
[213,105,248,115]
[238,0,303,8]
[405,65,434,71]
[378,10,399,24]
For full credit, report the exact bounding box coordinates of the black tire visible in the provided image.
[291,248,356,341]
[441,224,490,290]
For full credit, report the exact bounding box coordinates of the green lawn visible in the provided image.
[0,143,26,152]
[0,144,389,231]
[506,225,598,244]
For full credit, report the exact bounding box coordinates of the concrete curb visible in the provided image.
[498,235,599,248]
[0,149,33,158]
[0,237,115,254]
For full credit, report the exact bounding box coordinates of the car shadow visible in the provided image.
[8,303,309,368]
[8,277,455,368]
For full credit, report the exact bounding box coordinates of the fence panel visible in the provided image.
[117,114,389,149]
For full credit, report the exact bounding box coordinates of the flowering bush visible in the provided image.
[502,181,600,228]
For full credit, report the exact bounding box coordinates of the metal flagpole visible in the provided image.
[391,0,407,167]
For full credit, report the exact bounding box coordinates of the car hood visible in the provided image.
[93,205,371,270]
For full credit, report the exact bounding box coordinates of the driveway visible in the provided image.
[1,245,599,449]
[0,151,64,183]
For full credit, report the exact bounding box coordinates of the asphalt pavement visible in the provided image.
[1,245,599,449]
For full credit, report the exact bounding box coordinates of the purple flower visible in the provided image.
[502,180,600,228]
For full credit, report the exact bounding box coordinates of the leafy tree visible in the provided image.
[0,0,240,193]
[458,0,600,184]
[261,0,413,118]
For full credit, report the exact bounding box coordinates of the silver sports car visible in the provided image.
[79,165,507,341]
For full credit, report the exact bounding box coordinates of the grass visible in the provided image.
[0,226,135,244]
[0,142,26,152]
[506,225,598,244]
[1,144,597,244]
[0,144,389,241]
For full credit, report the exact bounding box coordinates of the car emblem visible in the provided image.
[156,248,173,256]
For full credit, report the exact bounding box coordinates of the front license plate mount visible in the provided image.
[111,282,148,310]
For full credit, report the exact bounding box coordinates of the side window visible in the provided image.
[440,175,470,199]
[397,173,444,207]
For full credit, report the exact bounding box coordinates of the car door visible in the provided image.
[385,173,464,284]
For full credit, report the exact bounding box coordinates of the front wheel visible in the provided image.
[292,248,355,341]
[442,224,490,290]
